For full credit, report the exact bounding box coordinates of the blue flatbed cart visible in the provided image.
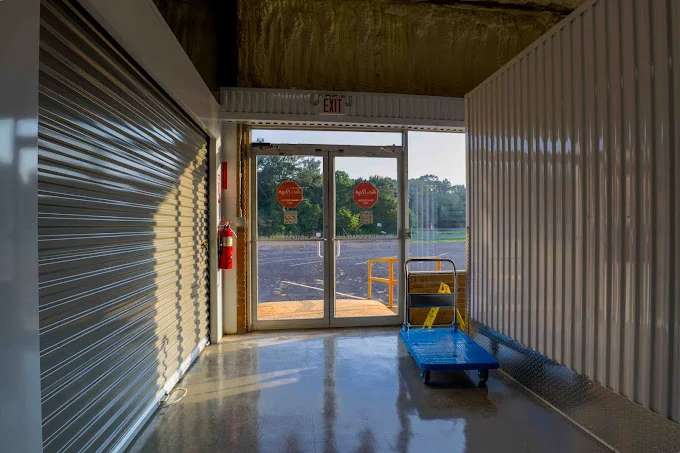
[400,258,499,386]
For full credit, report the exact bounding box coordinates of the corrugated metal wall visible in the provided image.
[466,0,679,422]
[38,0,210,451]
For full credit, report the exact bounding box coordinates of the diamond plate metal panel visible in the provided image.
[472,321,680,453]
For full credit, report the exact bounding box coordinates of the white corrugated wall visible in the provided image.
[466,0,679,422]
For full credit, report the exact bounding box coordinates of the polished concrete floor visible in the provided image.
[127,328,610,453]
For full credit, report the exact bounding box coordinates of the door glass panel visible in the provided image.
[257,155,323,239]
[256,155,325,320]
[335,157,398,239]
[333,157,399,318]
[257,241,325,320]
[334,240,399,318]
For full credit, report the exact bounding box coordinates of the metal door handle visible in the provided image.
[318,241,341,257]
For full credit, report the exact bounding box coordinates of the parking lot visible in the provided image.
[257,238,465,305]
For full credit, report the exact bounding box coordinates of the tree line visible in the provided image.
[256,156,466,238]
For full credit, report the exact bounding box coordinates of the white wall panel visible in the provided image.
[466,0,679,422]
[552,30,564,365]
[606,0,623,395]
[650,0,673,418]
[672,0,680,425]
[561,22,574,370]
[593,0,608,386]
[0,0,43,451]
[511,62,521,344]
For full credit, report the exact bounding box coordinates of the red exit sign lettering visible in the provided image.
[320,96,345,115]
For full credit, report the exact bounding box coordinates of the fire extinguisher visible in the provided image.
[218,220,235,270]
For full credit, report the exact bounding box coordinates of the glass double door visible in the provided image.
[251,145,405,329]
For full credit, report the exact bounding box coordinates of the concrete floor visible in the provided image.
[127,328,610,453]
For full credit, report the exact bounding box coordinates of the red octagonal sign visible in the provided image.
[353,182,379,208]
[276,181,304,208]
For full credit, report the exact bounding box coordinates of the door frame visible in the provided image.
[249,139,408,330]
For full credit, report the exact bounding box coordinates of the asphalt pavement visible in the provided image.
[256,240,465,304]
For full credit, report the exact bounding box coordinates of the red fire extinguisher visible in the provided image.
[218,220,234,270]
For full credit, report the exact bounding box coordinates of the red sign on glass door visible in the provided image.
[353,182,379,208]
[276,181,304,208]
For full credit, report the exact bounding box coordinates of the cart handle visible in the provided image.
[404,258,457,275]
[403,258,459,331]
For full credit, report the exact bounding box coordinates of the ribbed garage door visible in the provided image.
[38,0,210,451]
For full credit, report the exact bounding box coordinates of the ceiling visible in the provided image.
[154,0,589,97]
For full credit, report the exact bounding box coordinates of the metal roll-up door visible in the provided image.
[37,0,210,451]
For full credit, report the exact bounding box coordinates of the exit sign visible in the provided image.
[319,96,345,115]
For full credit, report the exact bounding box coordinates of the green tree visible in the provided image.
[409,175,466,229]
[256,159,465,238]
[257,156,323,237]
[336,207,360,235]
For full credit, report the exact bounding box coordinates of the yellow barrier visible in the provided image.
[367,257,441,309]
[367,257,398,308]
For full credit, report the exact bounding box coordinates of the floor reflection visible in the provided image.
[127,328,610,453]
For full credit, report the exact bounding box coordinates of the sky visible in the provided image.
[251,130,466,186]
[408,132,466,186]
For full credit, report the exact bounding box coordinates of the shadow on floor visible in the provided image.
[127,327,610,453]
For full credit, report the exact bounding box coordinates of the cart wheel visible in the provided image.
[421,371,431,385]
[478,369,489,384]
